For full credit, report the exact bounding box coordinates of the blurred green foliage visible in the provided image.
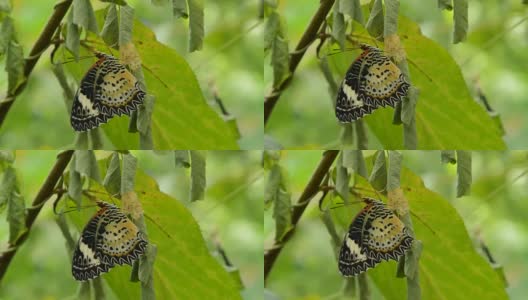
[265,150,527,299]
[0,150,263,300]
[265,0,527,149]
[0,0,262,149]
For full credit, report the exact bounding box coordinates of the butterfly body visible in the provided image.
[70,52,145,131]
[338,198,413,276]
[335,44,410,122]
[72,201,148,281]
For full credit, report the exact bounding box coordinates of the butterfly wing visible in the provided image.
[94,203,148,266]
[70,53,145,132]
[72,209,112,281]
[338,203,383,276]
[335,45,409,123]
[361,200,413,262]
[338,198,413,277]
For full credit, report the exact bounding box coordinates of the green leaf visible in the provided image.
[271,37,290,88]
[75,150,101,183]
[68,11,239,149]
[172,0,188,18]
[188,0,204,52]
[0,166,17,214]
[383,0,399,37]
[190,150,206,201]
[174,150,190,168]
[264,12,280,53]
[387,151,402,191]
[441,150,456,164]
[339,0,364,25]
[0,16,15,57]
[100,0,128,5]
[355,120,368,149]
[101,4,119,46]
[456,150,471,197]
[340,124,354,147]
[103,152,121,197]
[66,9,80,60]
[265,164,281,207]
[121,153,137,193]
[6,177,25,243]
[71,170,241,299]
[335,153,350,203]
[437,0,453,10]
[273,189,292,240]
[332,15,505,149]
[358,166,508,299]
[0,150,15,172]
[151,0,168,5]
[453,0,468,43]
[6,40,24,95]
[72,0,98,33]
[368,150,387,191]
[332,4,346,50]
[68,156,82,208]
[119,4,134,46]
[226,267,244,290]
[365,0,384,39]
[342,150,367,178]
[0,0,11,13]
[77,282,91,300]
[139,243,157,297]
[262,150,281,170]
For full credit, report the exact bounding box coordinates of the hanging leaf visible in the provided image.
[265,164,282,207]
[75,150,101,183]
[6,40,25,95]
[342,150,367,178]
[453,0,468,43]
[5,169,25,244]
[174,150,190,168]
[441,150,456,164]
[121,153,137,193]
[103,152,121,197]
[100,0,128,5]
[119,4,134,46]
[271,37,290,88]
[335,153,350,203]
[72,0,98,33]
[366,0,384,39]
[339,0,364,25]
[68,155,82,208]
[188,0,204,52]
[0,16,14,57]
[0,166,17,214]
[101,4,119,46]
[438,0,453,10]
[66,9,80,60]
[332,3,346,50]
[387,151,402,191]
[172,0,188,18]
[273,189,292,241]
[264,12,280,53]
[190,150,206,201]
[369,150,387,191]
[456,150,471,197]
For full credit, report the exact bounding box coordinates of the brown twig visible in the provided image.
[264,150,339,282]
[264,0,335,125]
[0,150,74,281]
[0,0,73,128]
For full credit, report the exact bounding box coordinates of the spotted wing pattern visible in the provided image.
[72,201,148,281]
[335,44,410,122]
[338,198,413,276]
[70,52,146,131]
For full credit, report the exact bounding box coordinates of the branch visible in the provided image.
[264,150,339,282]
[264,0,335,125]
[0,150,74,282]
[0,0,73,128]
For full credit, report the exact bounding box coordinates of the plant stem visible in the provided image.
[264,150,339,282]
[0,0,73,128]
[0,150,74,282]
[264,0,335,125]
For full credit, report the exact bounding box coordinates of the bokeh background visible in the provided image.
[264,0,528,149]
[0,150,263,300]
[264,150,527,299]
[0,0,262,149]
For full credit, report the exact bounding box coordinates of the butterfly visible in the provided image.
[70,52,146,131]
[72,201,148,281]
[338,198,413,276]
[335,44,410,122]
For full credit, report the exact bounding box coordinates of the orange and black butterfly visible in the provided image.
[338,198,413,276]
[70,52,145,131]
[72,201,147,281]
[335,44,409,122]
